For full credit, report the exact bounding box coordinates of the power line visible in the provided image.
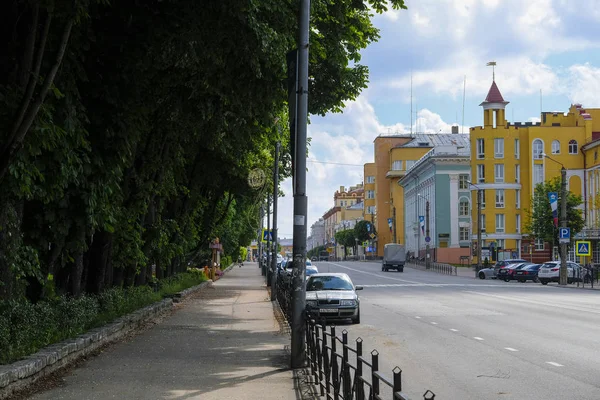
[307,159,364,167]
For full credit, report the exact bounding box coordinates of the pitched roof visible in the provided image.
[482,81,507,104]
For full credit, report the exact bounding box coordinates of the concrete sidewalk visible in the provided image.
[29,263,300,400]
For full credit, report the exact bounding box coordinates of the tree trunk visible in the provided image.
[86,231,112,293]
[70,226,86,297]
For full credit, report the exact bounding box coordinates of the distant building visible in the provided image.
[308,218,326,251]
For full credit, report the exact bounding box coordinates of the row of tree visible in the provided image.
[0,0,407,301]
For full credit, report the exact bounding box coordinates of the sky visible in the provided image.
[272,0,600,240]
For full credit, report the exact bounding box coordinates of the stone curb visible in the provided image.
[0,277,216,400]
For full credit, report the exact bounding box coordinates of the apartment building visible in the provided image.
[470,78,598,263]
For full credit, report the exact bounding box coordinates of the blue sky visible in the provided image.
[273,0,600,239]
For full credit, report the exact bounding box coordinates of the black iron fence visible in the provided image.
[410,260,457,276]
[275,273,436,399]
[305,317,435,400]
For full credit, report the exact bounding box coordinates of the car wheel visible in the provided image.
[381,266,384,271]
[540,279,548,285]
[352,308,360,324]
[399,268,404,273]
[518,279,525,283]
[478,272,486,280]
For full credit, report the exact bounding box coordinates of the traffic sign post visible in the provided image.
[559,227,570,244]
[576,241,591,257]
[425,236,431,243]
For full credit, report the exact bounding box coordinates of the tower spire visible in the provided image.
[487,61,497,81]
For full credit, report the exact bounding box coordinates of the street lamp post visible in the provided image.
[392,206,397,244]
[418,194,430,269]
[467,181,483,276]
[542,153,568,286]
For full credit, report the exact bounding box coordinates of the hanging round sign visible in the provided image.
[248,168,266,188]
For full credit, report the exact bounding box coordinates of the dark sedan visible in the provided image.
[514,264,542,282]
[497,263,531,282]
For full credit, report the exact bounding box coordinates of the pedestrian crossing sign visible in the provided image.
[575,241,591,256]
[261,229,273,242]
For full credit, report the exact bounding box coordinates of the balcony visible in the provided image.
[386,169,406,178]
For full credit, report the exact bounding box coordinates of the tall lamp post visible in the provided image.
[542,153,568,286]
[418,194,430,269]
[467,181,483,276]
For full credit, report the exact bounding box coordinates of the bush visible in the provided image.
[221,255,232,268]
[0,271,207,364]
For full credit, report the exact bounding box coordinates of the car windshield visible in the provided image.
[524,264,540,270]
[306,268,318,276]
[306,276,354,291]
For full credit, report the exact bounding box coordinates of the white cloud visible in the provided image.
[566,64,600,106]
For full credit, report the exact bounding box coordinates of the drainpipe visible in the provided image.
[582,148,587,223]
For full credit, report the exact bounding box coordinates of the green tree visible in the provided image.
[354,220,376,243]
[335,229,357,258]
[524,178,584,257]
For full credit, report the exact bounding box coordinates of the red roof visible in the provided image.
[484,81,506,103]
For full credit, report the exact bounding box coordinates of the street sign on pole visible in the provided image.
[576,241,591,256]
[559,227,570,244]
[425,236,431,243]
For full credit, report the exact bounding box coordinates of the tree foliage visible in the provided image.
[524,178,584,252]
[354,220,377,243]
[0,0,406,301]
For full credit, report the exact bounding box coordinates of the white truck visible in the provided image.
[382,243,406,272]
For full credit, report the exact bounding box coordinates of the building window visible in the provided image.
[533,139,543,159]
[392,160,403,170]
[515,164,520,183]
[533,164,544,187]
[516,189,520,209]
[569,139,578,154]
[535,238,544,250]
[477,139,485,159]
[494,164,504,183]
[480,214,486,232]
[459,227,470,241]
[367,206,375,214]
[516,214,521,233]
[477,164,485,183]
[459,198,469,216]
[495,214,505,233]
[406,160,416,170]
[494,138,504,158]
[459,174,469,189]
[480,190,486,209]
[366,176,375,184]
[552,140,560,154]
[514,139,520,159]
[366,190,375,199]
[495,189,505,208]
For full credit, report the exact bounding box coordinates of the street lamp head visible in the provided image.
[541,152,547,158]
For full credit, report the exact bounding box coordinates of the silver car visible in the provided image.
[305,273,362,324]
[477,259,527,279]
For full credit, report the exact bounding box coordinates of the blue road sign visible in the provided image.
[559,227,570,240]
[576,241,591,256]
[425,236,431,243]
[262,229,273,242]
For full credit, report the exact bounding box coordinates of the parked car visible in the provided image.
[497,262,532,282]
[305,273,362,324]
[305,265,319,279]
[477,259,527,279]
[514,264,542,282]
[537,261,582,285]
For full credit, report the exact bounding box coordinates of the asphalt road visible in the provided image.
[314,260,600,400]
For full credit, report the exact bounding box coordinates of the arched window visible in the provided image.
[459,198,470,216]
[569,140,578,154]
[551,140,560,154]
[532,139,543,159]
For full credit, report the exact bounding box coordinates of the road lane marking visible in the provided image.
[546,362,564,367]
[415,316,421,319]
[473,337,484,341]
[504,347,518,352]
[464,291,600,315]
[325,262,423,284]
[450,329,458,332]
[430,322,438,325]
[359,283,519,288]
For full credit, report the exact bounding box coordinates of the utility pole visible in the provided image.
[392,206,397,244]
[258,206,264,267]
[291,0,310,369]
[476,189,482,275]
[560,167,567,285]
[270,142,280,299]
[425,200,431,269]
[264,194,270,277]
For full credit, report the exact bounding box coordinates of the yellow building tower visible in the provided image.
[471,79,594,264]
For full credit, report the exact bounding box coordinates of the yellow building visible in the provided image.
[470,79,593,263]
[322,184,364,247]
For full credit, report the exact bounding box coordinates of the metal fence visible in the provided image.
[409,260,457,276]
[275,273,436,399]
[306,318,435,400]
